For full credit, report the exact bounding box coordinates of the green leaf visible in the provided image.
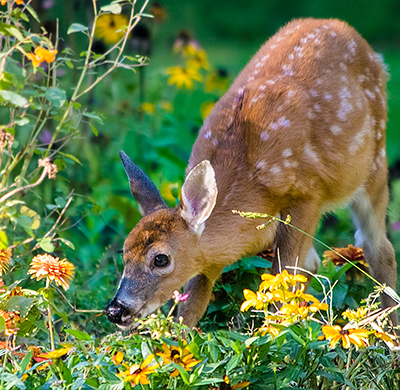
[0,316,5,333]
[98,366,122,384]
[171,363,191,384]
[55,196,67,208]
[26,5,40,23]
[64,328,92,341]
[4,58,26,88]
[57,238,75,250]
[14,118,29,126]
[58,152,82,165]
[225,354,241,373]
[65,60,74,69]
[20,350,33,373]
[83,111,103,123]
[68,23,88,34]
[89,123,98,136]
[0,90,28,107]
[0,22,24,41]
[141,13,155,18]
[45,87,66,108]
[0,373,26,390]
[101,4,122,14]
[3,296,36,318]
[37,237,55,252]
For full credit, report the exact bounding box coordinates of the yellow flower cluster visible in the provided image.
[241,270,328,337]
[116,343,202,385]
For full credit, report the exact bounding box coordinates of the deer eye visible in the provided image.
[154,254,170,267]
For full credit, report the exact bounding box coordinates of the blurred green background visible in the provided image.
[12,0,400,333]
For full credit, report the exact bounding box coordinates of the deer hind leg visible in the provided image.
[272,200,322,277]
[349,181,398,324]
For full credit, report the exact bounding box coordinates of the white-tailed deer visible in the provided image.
[106,18,398,328]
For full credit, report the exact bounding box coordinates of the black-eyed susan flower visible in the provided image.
[240,289,282,312]
[259,323,282,338]
[38,346,71,359]
[28,254,75,290]
[322,325,369,349]
[166,66,201,89]
[157,343,201,377]
[259,270,307,291]
[342,307,368,321]
[221,375,250,389]
[118,355,158,385]
[0,248,11,275]
[112,351,124,366]
[95,14,128,45]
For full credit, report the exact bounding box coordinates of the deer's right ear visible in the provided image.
[180,160,218,237]
[120,151,167,216]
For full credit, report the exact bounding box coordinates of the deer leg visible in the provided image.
[272,200,321,278]
[177,273,220,328]
[350,181,398,325]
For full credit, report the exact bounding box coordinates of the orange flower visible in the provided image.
[118,355,158,385]
[34,47,57,63]
[15,0,24,4]
[112,351,124,366]
[28,254,75,290]
[322,325,369,349]
[157,343,201,377]
[322,244,365,267]
[26,47,57,67]
[0,248,12,275]
[0,309,19,336]
[1,1,7,6]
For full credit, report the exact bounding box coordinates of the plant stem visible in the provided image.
[46,279,55,350]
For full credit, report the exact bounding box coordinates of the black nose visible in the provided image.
[105,299,130,324]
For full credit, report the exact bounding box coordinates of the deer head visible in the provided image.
[105,151,217,328]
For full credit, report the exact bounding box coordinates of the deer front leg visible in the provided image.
[177,273,217,328]
[272,200,322,277]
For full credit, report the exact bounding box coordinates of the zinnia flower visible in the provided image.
[0,309,19,336]
[95,14,128,44]
[166,66,201,89]
[118,354,158,385]
[157,343,201,377]
[322,325,369,349]
[28,254,75,290]
[0,248,12,275]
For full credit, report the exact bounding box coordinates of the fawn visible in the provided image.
[106,18,398,328]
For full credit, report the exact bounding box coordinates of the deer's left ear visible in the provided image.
[179,160,218,237]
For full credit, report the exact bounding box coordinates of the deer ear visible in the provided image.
[180,160,218,237]
[120,151,167,216]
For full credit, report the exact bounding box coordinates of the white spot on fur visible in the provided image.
[259,85,266,91]
[324,93,332,101]
[266,79,275,85]
[260,132,269,141]
[247,76,255,82]
[377,131,382,140]
[314,104,321,112]
[304,143,319,163]
[270,165,281,175]
[358,74,366,83]
[288,53,294,60]
[256,160,267,170]
[282,148,293,158]
[282,64,294,76]
[348,116,371,154]
[316,78,322,85]
[307,110,316,119]
[380,148,386,158]
[213,138,218,146]
[310,89,318,97]
[365,89,376,99]
[205,130,211,139]
[330,125,342,135]
[331,32,337,37]
[380,119,385,129]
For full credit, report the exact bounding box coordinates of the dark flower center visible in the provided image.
[339,329,350,335]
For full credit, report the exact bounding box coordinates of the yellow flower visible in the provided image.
[28,254,75,290]
[223,375,250,389]
[141,102,155,114]
[374,331,393,343]
[322,325,369,349]
[112,351,124,366]
[156,343,201,377]
[200,101,215,120]
[205,68,229,93]
[95,14,128,44]
[187,49,210,70]
[342,307,368,321]
[160,101,173,112]
[259,323,282,338]
[259,270,307,291]
[0,248,12,275]
[166,66,201,89]
[118,354,158,385]
[240,289,268,312]
[38,346,71,359]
